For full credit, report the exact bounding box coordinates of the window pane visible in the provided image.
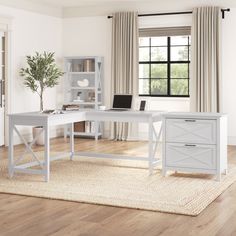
[151,47,167,61]
[171,64,188,78]
[171,36,189,45]
[139,37,150,46]
[139,79,149,94]
[171,46,188,61]
[139,47,149,61]
[151,37,167,46]
[139,64,149,78]
[151,64,167,78]
[151,79,167,95]
[171,79,188,95]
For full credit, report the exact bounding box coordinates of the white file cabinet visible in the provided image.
[162,113,227,181]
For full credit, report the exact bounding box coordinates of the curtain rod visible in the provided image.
[107,8,230,19]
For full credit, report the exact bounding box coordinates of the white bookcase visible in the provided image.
[64,56,103,139]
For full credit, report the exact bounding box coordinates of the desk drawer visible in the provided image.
[165,143,216,170]
[166,118,216,144]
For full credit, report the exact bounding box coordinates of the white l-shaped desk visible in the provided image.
[8,110,163,182]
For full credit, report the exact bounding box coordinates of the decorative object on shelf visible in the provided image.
[77,79,89,87]
[72,63,83,72]
[99,105,106,110]
[20,52,64,112]
[83,59,95,72]
[77,91,82,100]
[88,91,95,102]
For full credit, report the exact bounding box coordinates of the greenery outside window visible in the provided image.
[139,27,191,97]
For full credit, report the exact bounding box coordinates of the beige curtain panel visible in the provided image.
[110,12,138,140]
[190,6,221,112]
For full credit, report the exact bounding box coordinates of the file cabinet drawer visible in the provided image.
[165,143,216,170]
[166,119,216,144]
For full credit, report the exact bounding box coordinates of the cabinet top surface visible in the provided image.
[162,112,227,119]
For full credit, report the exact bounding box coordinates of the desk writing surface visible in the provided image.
[86,110,164,122]
[8,110,165,125]
[8,111,86,126]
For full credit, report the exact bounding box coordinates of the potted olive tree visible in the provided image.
[20,52,64,145]
[20,51,64,112]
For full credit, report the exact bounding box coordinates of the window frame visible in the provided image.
[139,35,190,98]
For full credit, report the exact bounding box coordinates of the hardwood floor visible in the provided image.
[0,138,236,236]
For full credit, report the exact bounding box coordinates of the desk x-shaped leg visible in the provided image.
[8,125,47,177]
[8,122,51,182]
[148,118,162,175]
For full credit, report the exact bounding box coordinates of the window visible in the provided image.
[139,27,191,97]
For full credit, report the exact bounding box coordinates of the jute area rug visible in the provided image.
[0,154,236,216]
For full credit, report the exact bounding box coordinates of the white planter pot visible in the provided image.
[32,126,44,145]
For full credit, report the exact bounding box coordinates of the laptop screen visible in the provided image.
[112,95,133,109]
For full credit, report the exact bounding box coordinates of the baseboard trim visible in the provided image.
[228,136,236,146]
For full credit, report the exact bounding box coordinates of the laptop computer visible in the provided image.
[108,94,133,111]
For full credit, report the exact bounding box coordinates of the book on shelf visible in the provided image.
[91,121,95,133]
[74,121,85,132]
[62,104,80,111]
[85,121,91,133]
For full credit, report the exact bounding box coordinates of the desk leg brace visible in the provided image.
[152,124,162,157]
[148,119,162,175]
[70,123,74,160]
[8,123,45,179]
[44,124,50,182]
[8,119,14,178]
[149,119,154,175]
[13,126,44,168]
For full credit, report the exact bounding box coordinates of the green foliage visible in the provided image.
[20,52,64,111]
[171,64,188,78]
[151,79,167,95]
[151,64,167,78]
[171,79,188,95]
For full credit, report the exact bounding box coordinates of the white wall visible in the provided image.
[222,8,236,145]
[63,16,112,107]
[0,5,63,144]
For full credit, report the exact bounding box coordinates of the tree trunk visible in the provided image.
[40,94,43,112]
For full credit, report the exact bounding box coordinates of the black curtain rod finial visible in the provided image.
[221,8,230,19]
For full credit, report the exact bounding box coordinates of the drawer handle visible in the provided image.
[185,144,196,147]
[184,119,196,122]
